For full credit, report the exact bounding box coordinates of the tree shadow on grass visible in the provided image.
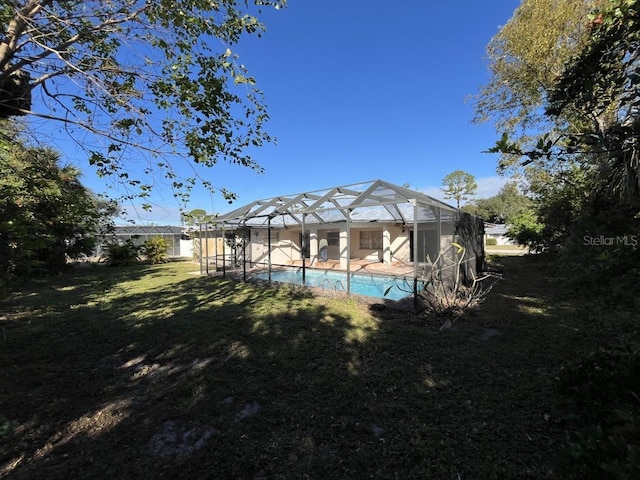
[2,265,385,478]
[0,257,594,479]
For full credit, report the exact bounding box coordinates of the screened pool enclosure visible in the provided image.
[198,180,484,305]
[94,225,191,258]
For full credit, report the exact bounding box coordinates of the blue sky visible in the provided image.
[36,1,522,225]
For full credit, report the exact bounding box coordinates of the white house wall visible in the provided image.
[349,226,386,262]
[179,239,194,258]
[245,218,465,268]
[389,224,410,265]
[250,229,301,267]
[250,232,266,265]
[389,222,455,265]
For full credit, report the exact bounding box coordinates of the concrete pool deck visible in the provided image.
[287,258,416,277]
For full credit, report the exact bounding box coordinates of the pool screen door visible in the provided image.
[409,229,439,263]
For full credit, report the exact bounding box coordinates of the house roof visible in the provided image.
[484,223,510,235]
[112,225,185,235]
[212,179,460,228]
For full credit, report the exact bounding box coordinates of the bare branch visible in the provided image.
[0,0,53,71]
[3,3,148,78]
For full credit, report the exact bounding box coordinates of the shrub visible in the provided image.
[102,239,140,266]
[556,340,640,479]
[415,243,500,327]
[485,237,498,246]
[506,210,545,252]
[141,236,170,264]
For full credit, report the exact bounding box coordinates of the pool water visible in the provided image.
[253,268,419,301]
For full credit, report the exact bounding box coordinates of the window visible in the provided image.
[263,231,279,244]
[327,231,340,246]
[360,230,383,250]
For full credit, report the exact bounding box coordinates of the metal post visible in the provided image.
[205,223,209,275]
[267,217,272,282]
[301,214,306,285]
[346,209,351,295]
[199,223,203,275]
[413,200,419,310]
[242,221,247,282]
[222,225,226,278]
[214,225,218,272]
[436,206,442,259]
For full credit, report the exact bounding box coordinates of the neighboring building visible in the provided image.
[94,225,193,258]
[484,223,515,246]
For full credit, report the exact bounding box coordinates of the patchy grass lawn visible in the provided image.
[0,257,598,479]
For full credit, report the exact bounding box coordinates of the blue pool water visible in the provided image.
[253,268,418,301]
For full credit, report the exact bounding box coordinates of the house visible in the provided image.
[94,225,193,259]
[484,223,516,246]
[199,180,485,289]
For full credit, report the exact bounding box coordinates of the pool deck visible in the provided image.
[287,259,417,277]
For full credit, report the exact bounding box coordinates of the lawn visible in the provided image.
[0,257,597,479]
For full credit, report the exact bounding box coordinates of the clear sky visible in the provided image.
[35,1,523,225]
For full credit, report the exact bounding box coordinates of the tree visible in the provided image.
[441,170,477,208]
[182,208,215,226]
[485,0,640,227]
[0,0,286,205]
[463,182,531,223]
[0,128,116,284]
[479,4,640,477]
[479,0,640,251]
[474,0,608,171]
[545,0,640,202]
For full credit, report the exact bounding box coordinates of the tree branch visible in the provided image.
[0,0,54,71]
[2,3,148,79]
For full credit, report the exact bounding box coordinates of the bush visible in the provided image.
[506,210,545,252]
[485,237,498,246]
[556,340,640,479]
[416,243,500,327]
[141,236,170,264]
[102,239,140,266]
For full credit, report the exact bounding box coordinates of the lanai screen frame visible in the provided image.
[96,225,186,258]
[205,179,467,304]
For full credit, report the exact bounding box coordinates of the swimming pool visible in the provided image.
[253,268,419,301]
